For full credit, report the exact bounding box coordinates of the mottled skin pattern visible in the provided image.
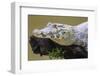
[32,22,88,51]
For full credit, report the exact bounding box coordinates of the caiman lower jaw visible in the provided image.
[50,38,74,46]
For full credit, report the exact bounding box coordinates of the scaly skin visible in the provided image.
[32,22,88,51]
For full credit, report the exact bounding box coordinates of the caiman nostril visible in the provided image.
[51,35,55,38]
[41,32,46,37]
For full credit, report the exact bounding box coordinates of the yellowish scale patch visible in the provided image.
[50,37,74,46]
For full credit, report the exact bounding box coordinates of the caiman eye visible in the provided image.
[53,24,57,28]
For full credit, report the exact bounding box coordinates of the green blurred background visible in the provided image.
[28,15,88,61]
